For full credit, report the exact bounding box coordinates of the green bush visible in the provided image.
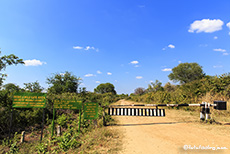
[36,142,48,154]
[56,113,69,128]
[57,128,81,152]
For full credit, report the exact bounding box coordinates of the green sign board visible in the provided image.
[83,102,99,119]
[13,92,46,108]
[53,99,82,109]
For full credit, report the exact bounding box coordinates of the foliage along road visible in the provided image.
[110,100,230,154]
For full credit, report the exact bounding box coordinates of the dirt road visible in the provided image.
[111,100,230,154]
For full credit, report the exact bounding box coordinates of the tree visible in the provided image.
[3,83,21,92]
[134,87,145,95]
[94,83,116,95]
[0,51,24,86]
[146,80,164,92]
[23,81,44,93]
[163,82,176,92]
[168,62,205,84]
[47,71,81,94]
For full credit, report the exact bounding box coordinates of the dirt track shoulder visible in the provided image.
[111,100,230,154]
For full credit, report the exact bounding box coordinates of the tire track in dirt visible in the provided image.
[111,100,230,154]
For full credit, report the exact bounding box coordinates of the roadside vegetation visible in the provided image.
[0,80,124,153]
[0,51,124,153]
[128,63,230,123]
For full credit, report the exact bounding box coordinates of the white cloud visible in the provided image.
[163,44,175,50]
[227,22,230,29]
[213,49,229,55]
[136,76,143,79]
[213,48,226,52]
[97,70,102,74]
[162,68,172,72]
[178,61,182,64]
[96,81,100,83]
[85,46,91,50]
[84,46,99,51]
[188,19,224,33]
[73,46,83,49]
[227,22,230,36]
[130,61,139,64]
[168,44,175,49]
[73,45,99,51]
[214,36,218,39]
[24,59,46,66]
[213,65,223,68]
[84,74,94,77]
[107,72,112,75]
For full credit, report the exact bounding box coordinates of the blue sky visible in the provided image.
[1,0,230,94]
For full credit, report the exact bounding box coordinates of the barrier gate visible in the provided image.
[108,107,165,117]
[107,101,227,121]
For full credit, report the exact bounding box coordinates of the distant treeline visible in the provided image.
[128,73,230,105]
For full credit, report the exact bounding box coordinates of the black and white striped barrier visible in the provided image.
[108,101,227,121]
[109,103,221,108]
[108,108,165,117]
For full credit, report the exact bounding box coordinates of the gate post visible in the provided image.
[200,102,205,121]
[205,102,211,122]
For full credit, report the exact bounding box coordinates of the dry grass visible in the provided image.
[74,127,122,154]
[119,99,230,132]
[122,97,230,124]
[164,107,230,138]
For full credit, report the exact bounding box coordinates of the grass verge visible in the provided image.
[0,119,121,154]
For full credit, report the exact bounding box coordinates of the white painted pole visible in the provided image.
[206,103,211,121]
[57,125,61,136]
[200,102,205,121]
[20,131,25,143]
